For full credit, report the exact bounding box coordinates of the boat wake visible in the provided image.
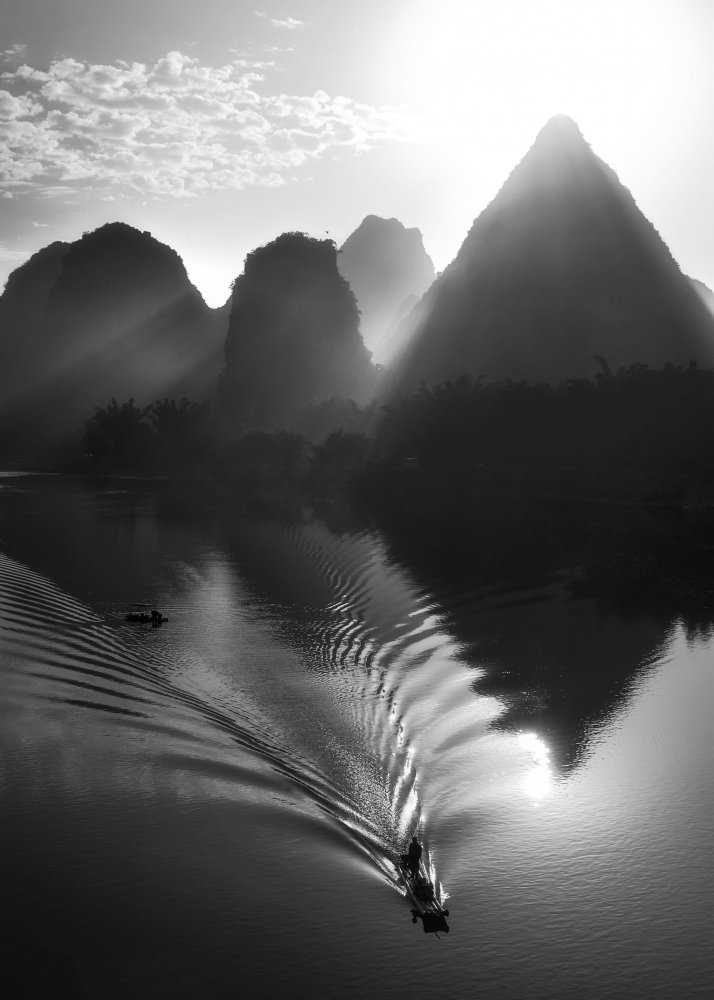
[0,551,400,882]
[0,503,479,911]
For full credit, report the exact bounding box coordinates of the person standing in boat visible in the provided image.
[407,835,423,876]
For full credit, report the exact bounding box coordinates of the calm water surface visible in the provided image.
[0,474,712,998]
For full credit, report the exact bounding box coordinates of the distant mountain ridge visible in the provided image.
[4,132,714,465]
[388,115,714,390]
[0,223,226,457]
[338,216,435,362]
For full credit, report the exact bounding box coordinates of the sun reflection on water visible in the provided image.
[518,731,554,801]
[392,745,421,839]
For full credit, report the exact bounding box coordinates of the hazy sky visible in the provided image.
[1,0,713,306]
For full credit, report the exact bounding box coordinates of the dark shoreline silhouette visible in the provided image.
[32,356,714,513]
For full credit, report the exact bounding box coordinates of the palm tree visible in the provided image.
[84,398,153,465]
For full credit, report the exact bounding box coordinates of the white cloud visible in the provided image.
[0,88,42,119]
[270,17,304,30]
[0,52,406,198]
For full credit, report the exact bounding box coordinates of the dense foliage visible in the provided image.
[83,397,312,483]
[84,397,212,472]
[372,362,714,476]
[79,362,714,503]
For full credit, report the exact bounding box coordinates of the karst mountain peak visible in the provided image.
[388,116,714,389]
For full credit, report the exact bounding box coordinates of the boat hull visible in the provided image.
[397,858,450,932]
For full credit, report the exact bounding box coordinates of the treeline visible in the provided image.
[82,396,371,485]
[373,362,714,473]
[84,398,211,472]
[82,362,714,499]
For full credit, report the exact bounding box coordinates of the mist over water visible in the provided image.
[1,474,712,998]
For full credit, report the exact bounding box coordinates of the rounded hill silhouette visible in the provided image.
[0,223,223,460]
[221,232,375,432]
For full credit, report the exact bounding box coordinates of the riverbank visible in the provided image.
[9,454,714,517]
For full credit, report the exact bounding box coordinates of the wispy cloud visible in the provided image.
[253,11,304,30]
[270,17,304,30]
[1,44,28,61]
[0,52,405,197]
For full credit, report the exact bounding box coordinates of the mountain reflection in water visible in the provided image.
[1,474,712,999]
[368,496,714,773]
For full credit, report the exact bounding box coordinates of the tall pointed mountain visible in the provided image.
[338,216,435,363]
[389,116,714,390]
[0,223,226,458]
[221,232,375,432]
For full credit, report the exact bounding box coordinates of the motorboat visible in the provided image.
[397,856,450,933]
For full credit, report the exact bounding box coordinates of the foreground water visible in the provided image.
[0,474,711,998]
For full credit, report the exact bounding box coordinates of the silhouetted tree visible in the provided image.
[84,398,153,466]
[147,397,213,471]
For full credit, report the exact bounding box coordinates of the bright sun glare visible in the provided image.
[518,732,554,801]
[393,0,686,154]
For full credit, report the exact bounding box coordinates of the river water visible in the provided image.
[0,473,711,999]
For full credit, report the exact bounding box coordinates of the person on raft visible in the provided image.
[407,835,423,876]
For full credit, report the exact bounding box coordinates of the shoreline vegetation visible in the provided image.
[6,361,714,512]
